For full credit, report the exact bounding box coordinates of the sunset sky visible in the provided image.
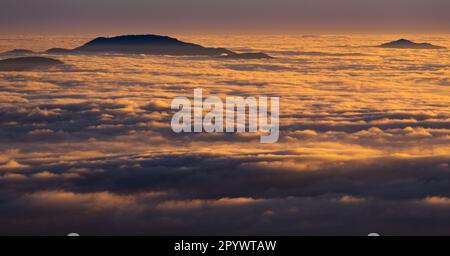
[1,0,449,34]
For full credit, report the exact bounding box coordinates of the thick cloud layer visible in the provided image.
[0,35,449,235]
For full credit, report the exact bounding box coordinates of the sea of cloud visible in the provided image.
[0,35,449,235]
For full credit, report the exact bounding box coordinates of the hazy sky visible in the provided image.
[1,0,449,35]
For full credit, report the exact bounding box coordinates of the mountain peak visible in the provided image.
[378,39,445,49]
[74,34,234,56]
[86,35,183,45]
[71,34,272,58]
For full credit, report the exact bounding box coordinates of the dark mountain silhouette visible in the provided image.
[0,57,64,71]
[74,35,235,56]
[73,34,272,58]
[378,39,445,49]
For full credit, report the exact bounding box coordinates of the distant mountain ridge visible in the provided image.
[378,39,445,49]
[1,34,272,59]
